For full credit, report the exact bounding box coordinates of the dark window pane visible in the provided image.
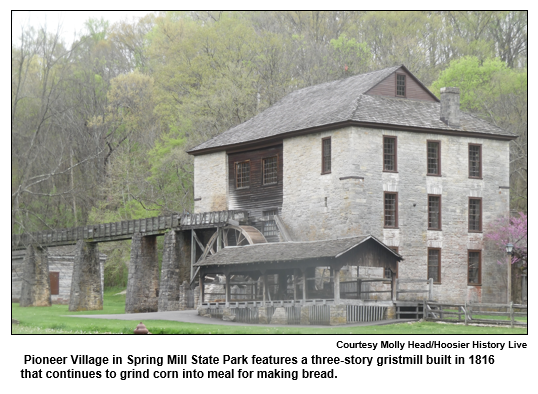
[236,161,250,188]
[397,74,406,96]
[427,141,440,175]
[263,156,278,184]
[322,138,331,173]
[469,145,481,177]
[469,199,481,231]
[384,137,396,171]
[468,252,481,284]
[428,249,440,283]
[262,210,279,237]
[384,193,397,227]
[428,196,440,229]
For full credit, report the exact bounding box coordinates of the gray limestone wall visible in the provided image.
[12,245,105,304]
[194,151,228,213]
[280,126,510,304]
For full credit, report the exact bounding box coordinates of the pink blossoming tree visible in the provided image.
[485,212,527,267]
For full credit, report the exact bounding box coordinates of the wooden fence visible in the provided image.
[424,301,527,328]
[395,278,433,301]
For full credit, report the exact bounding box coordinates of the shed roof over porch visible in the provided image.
[195,235,402,273]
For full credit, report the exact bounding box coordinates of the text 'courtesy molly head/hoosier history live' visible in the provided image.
[17,338,529,386]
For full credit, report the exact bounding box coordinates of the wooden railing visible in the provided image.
[340,277,394,300]
[12,210,248,250]
[395,278,433,301]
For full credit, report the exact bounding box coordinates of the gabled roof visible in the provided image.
[188,65,516,155]
[194,235,402,267]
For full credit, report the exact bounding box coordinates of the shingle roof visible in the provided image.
[194,235,402,267]
[189,65,515,154]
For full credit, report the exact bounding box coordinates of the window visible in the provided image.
[384,192,398,228]
[428,195,441,230]
[383,136,397,172]
[469,144,482,178]
[262,210,279,237]
[396,74,406,97]
[468,250,481,285]
[235,161,250,188]
[469,198,482,232]
[49,272,59,295]
[427,141,441,175]
[428,249,441,283]
[322,137,331,174]
[263,156,278,185]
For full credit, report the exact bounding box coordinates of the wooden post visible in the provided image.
[390,274,395,301]
[293,269,298,302]
[190,230,195,281]
[422,300,427,320]
[225,272,230,306]
[199,273,205,304]
[333,265,341,303]
[357,279,362,300]
[464,301,468,325]
[510,302,514,328]
[262,272,267,304]
[428,278,434,300]
[302,269,307,303]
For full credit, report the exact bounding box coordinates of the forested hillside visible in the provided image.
[12,11,527,236]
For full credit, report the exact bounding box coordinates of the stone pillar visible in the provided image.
[125,234,159,313]
[20,245,51,307]
[385,305,396,320]
[330,304,347,326]
[270,307,287,325]
[222,307,235,321]
[300,306,310,325]
[258,306,269,324]
[158,231,181,311]
[177,231,191,283]
[69,241,103,311]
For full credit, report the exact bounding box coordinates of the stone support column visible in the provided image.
[69,240,103,311]
[20,245,51,307]
[125,234,159,313]
[158,231,183,311]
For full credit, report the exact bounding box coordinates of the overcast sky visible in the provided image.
[12,11,155,44]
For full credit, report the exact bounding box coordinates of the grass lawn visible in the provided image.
[12,288,527,335]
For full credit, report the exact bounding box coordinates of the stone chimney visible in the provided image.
[440,87,460,128]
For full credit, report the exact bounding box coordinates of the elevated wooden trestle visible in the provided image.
[11,210,248,250]
[12,210,251,313]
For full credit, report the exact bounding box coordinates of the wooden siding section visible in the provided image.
[366,67,437,102]
[228,145,283,217]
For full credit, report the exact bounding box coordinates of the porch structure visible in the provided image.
[195,235,403,325]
